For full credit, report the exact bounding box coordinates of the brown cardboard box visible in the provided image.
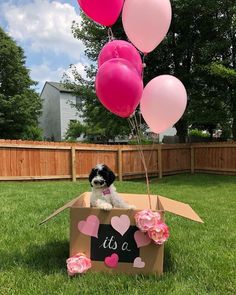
[41,192,203,275]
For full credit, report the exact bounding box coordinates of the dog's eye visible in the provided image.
[100,171,107,178]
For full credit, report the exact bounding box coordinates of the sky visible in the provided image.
[0,0,88,93]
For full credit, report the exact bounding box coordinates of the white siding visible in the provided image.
[40,82,84,141]
[60,93,83,140]
[39,84,61,141]
[159,127,177,141]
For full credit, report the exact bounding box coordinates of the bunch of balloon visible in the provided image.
[77,0,188,199]
[77,0,188,134]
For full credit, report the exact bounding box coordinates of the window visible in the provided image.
[76,96,81,107]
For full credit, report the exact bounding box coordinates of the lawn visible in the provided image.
[0,174,235,295]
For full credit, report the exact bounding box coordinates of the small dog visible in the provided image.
[89,164,136,211]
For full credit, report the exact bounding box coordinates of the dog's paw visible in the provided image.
[127,205,136,210]
[99,203,113,211]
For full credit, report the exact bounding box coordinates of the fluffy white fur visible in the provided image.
[89,164,136,211]
[90,184,136,211]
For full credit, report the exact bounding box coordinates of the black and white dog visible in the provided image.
[89,164,136,211]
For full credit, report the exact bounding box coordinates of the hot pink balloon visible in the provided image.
[140,75,187,134]
[98,40,143,76]
[96,58,143,118]
[122,0,172,53]
[77,0,124,27]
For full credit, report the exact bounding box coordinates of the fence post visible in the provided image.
[191,146,195,174]
[118,147,123,181]
[158,145,163,179]
[71,146,76,182]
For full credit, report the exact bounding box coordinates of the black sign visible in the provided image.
[90,224,139,263]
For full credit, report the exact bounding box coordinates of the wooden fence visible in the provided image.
[0,140,235,181]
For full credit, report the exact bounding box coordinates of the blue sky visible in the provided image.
[0,0,88,93]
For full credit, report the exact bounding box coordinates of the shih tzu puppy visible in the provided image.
[89,164,136,211]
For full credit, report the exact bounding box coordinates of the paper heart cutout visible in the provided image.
[134,230,151,248]
[133,257,145,268]
[111,215,130,236]
[104,253,119,268]
[78,215,100,238]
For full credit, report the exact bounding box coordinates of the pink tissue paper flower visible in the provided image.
[66,253,91,276]
[147,222,169,245]
[135,209,161,232]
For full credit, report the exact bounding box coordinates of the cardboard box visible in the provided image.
[41,192,203,275]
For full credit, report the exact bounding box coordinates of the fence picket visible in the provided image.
[0,140,235,180]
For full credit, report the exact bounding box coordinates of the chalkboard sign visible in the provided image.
[91,224,139,263]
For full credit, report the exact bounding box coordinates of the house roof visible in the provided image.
[46,82,74,93]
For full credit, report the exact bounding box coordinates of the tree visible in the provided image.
[67,0,235,142]
[0,27,42,139]
[145,0,235,141]
[185,2,236,140]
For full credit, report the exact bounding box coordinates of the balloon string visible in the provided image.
[128,117,145,172]
[142,53,147,80]
[138,110,157,169]
[108,27,114,41]
[107,27,119,58]
[133,114,151,199]
[128,115,152,210]
[114,44,119,58]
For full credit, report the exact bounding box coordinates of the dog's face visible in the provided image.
[89,164,115,189]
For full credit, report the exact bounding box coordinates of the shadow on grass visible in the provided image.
[163,245,175,274]
[0,240,69,275]
[1,241,175,276]
[25,240,69,274]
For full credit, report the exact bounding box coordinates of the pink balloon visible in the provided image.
[140,75,187,134]
[98,40,143,76]
[122,0,172,53]
[96,58,143,118]
[78,0,124,27]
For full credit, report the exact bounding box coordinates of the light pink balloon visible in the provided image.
[140,75,187,134]
[98,40,143,76]
[96,58,143,118]
[77,0,124,27]
[122,0,172,53]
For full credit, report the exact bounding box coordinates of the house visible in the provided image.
[159,127,177,143]
[39,82,83,141]
[146,127,177,143]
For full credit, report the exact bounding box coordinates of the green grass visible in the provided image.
[0,174,235,295]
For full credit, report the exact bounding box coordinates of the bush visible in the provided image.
[22,126,43,141]
[188,129,210,138]
[65,120,86,141]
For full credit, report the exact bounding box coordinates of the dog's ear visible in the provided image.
[106,167,115,187]
[89,168,96,185]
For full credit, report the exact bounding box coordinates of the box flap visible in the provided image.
[158,196,203,223]
[120,193,158,210]
[39,196,81,225]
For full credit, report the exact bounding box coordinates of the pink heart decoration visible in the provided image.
[133,257,145,268]
[78,215,100,238]
[111,215,130,236]
[104,253,119,268]
[134,230,151,248]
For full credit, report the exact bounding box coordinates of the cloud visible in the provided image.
[30,61,87,92]
[64,62,87,80]
[1,0,84,60]
[31,63,65,83]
